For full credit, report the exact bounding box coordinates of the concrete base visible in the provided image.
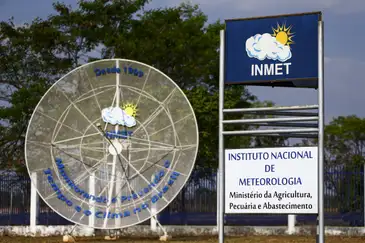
[159,234,172,241]
[2,225,365,237]
[63,235,75,243]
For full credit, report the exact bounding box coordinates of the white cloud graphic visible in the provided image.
[101,107,136,127]
[246,33,292,62]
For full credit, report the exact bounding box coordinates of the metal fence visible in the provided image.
[0,167,364,226]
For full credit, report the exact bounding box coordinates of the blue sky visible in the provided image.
[1,0,365,122]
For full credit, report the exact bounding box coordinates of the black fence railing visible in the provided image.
[0,166,364,226]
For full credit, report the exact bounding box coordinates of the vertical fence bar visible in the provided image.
[9,188,13,225]
[216,168,220,228]
[360,164,365,227]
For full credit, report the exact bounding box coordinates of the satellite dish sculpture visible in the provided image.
[25,59,199,231]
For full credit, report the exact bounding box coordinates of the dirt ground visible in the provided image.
[0,236,364,243]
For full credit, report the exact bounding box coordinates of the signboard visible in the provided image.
[224,12,321,88]
[224,147,318,214]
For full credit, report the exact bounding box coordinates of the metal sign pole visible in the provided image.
[317,19,325,243]
[218,29,225,243]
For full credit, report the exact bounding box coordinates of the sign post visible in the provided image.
[218,11,324,243]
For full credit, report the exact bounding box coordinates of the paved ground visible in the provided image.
[0,236,364,243]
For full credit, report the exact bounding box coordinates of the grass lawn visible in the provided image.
[0,236,364,243]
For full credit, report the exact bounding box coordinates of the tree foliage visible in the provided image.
[0,19,73,173]
[300,115,365,212]
[325,116,365,212]
[0,0,288,174]
[325,116,365,166]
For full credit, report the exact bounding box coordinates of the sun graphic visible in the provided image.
[272,23,295,47]
[122,103,137,117]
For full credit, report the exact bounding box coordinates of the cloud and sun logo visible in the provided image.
[101,103,138,127]
[245,23,295,62]
[122,103,138,117]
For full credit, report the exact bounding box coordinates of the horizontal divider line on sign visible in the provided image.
[238,111,319,117]
[242,122,318,128]
[223,132,318,138]
[261,133,318,138]
[223,104,319,113]
[222,116,318,124]
[222,128,319,136]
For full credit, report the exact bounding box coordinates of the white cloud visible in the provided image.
[246,33,292,62]
[101,107,136,127]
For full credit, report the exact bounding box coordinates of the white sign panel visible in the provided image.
[225,146,318,214]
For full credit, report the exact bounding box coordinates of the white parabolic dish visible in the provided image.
[24,59,199,229]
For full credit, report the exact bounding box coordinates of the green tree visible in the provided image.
[325,116,365,212]
[1,0,287,174]
[299,115,365,213]
[0,0,148,172]
[0,18,72,172]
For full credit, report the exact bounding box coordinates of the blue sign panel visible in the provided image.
[225,12,321,88]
